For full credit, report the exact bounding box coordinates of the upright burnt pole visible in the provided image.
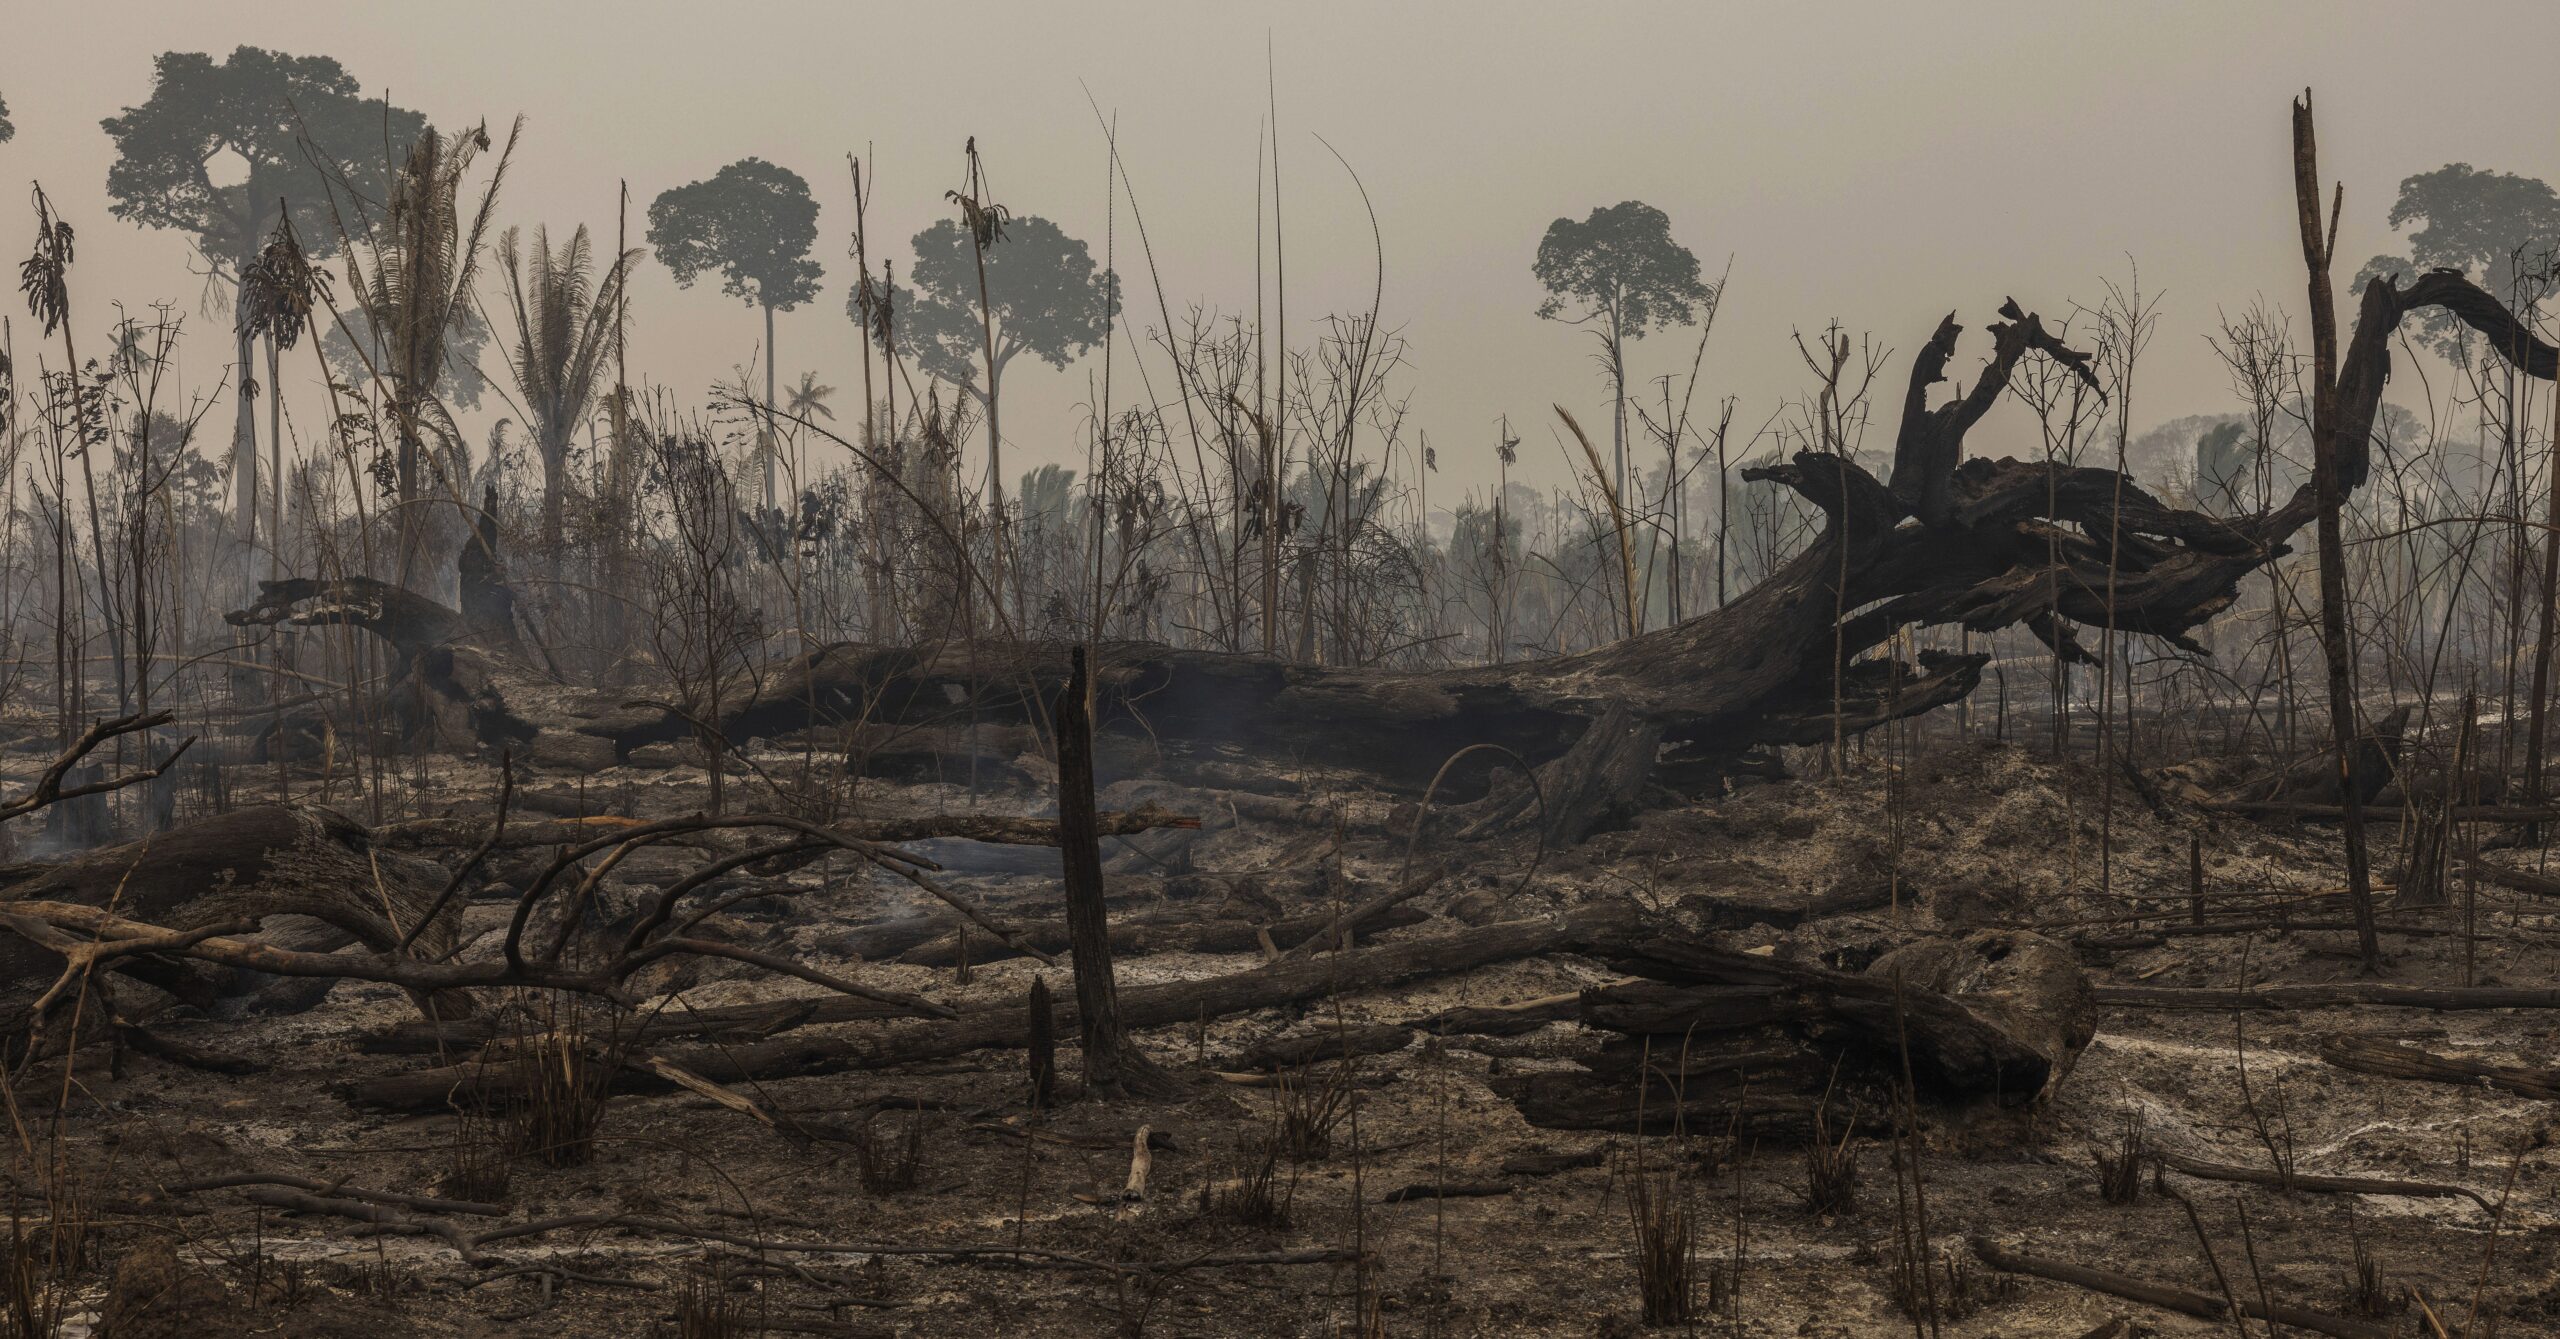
[1056,646,1172,1094]
[2291,90,2383,973]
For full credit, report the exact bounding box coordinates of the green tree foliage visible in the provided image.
[783,370,837,421]
[0,91,14,143]
[1533,201,1712,342]
[1018,462,1076,531]
[899,214,1116,398]
[1532,201,1712,490]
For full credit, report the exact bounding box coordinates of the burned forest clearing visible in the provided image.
[1,30,2559,1339]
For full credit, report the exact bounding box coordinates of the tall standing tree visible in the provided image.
[100,47,426,555]
[783,370,837,422]
[2293,92,2394,972]
[904,213,1116,514]
[2356,163,2560,824]
[496,223,638,552]
[1533,201,1713,495]
[648,158,823,512]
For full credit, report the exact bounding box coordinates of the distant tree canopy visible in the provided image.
[2194,420,2252,511]
[100,47,426,273]
[899,214,1117,398]
[1532,201,1712,343]
[2356,163,2560,356]
[0,91,14,143]
[647,159,823,315]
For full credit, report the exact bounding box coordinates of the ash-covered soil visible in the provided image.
[10,734,2558,1337]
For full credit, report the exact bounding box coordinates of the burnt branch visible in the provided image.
[0,710,194,824]
[1891,298,2102,525]
[226,576,467,659]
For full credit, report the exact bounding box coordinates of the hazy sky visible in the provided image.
[6,0,2558,503]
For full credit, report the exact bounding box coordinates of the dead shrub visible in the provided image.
[1275,1060,1355,1161]
[3,1175,88,1339]
[1887,1243,2016,1324]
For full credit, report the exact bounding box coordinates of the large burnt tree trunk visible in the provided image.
[233,281,2559,802]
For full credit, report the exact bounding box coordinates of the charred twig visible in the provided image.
[2097,982,2560,1011]
[151,1173,509,1218]
[1969,1235,2395,1339]
[1276,864,1447,960]
[235,1186,485,1264]
[2150,1147,2494,1212]
[2315,1033,2560,1101]
[398,751,515,954]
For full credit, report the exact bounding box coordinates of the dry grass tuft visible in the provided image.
[668,1254,761,1338]
[1275,1060,1355,1161]
[1802,1100,1861,1218]
[441,1104,514,1203]
[855,1109,928,1196]
[2342,1206,2405,1319]
[2094,1109,2145,1205]
[1202,1128,1291,1228]
[1623,1158,1695,1326]
[501,995,619,1169]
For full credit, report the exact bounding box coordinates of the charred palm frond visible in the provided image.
[333,117,519,500]
[18,186,73,337]
[497,224,636,463]
[238,214,330,352]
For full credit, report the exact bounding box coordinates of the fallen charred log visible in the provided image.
[1499,929,2094,1137]
[346,908,1632,1111]
[892,902,1430,968]
[1969,1235,2396,1339]
[2316,1032,2560,1100]
[228,275,2560,824]
[2095,982,2560,1010]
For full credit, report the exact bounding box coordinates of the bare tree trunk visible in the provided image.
[1055,645,1170,1096]
[763,300,779,516]
[232,292,259,561]
[541,432,566,555]
[2525,339,2560,842]
[2292,91,2382,973]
